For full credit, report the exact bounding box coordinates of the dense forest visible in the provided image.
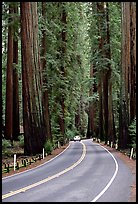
[2,2,136,156]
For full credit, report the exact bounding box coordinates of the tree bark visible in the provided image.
[21,2,46,155]
[105,3,116,144]
[97,2,106,142]
[5,4,14,141]
[41,2,52,142]
[119,2,130,149]
[87,64,94,138]
[58,3,67,143]
[97,2,115,144]
[130,2,136,122]
[12,4,20,140]
[119,2,136,149]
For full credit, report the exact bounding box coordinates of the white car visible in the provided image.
[74,135,81,142]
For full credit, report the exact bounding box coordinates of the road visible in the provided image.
[2,139,133,202]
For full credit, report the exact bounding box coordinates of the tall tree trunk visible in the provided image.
[102,72,108,143]
[75,107,81,132]
[108,80,116,143]
[12,4,20,140]
[119,2,136,149]
[119,2,130,149]
[98,80,104,141]
[87,2,98,139]
[87,64,94,138]
[5,4,13,141]
[97,2,115,144]
[58,2,67,143]
[41,2,52,142]
[101,2,109,144]
[124,3,130,125]
[130,2,136,122]
[97,2,106,141]
[20,2,46,155]
[105,2,116,144]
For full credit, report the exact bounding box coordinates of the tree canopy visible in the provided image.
[2,2,136,155]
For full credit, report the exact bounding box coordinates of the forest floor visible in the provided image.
[2,140,136,202]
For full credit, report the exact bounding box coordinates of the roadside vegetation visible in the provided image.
[2,2,136,172]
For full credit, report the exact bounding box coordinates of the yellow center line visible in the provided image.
[2,142,86,200]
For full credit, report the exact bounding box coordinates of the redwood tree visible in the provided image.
[96,2,115,144]
[12,3,20,140]
[129,2,136,122]
[20,2,46,155]
[87,64,94,138]
[119,2,136,149]
[41,2,52,141]
[105,3,116,144]
[5,4,13,141]
[58,2,67,143]
[97,2,107,142]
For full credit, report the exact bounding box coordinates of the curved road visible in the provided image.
[2,139,134,202]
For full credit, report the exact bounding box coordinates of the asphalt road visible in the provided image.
[2,139,133,202]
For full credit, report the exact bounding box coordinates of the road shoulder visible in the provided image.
[98,142,136,202]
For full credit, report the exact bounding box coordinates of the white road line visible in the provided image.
[91,142,119,202]
[2,143,71,180]
[2,142,86,200]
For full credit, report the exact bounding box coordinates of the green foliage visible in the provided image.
[52,140,58,150]
[2,2,125,154]
[2,139,12,149]
[65,129,75,140]
[2,139,13,157]
[58,136,64,146]
[2,2,22,125]
[87,93,99,102]
[44,140,53,155]
[40,2,90,143]
[18,135,24,148]
[128,118,136,148]
[80,111,88,137]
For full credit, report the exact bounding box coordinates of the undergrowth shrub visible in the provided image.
[2,139,12,149]
[128,117,136,148]
[44,140,53,155]
[18,135,24,148]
